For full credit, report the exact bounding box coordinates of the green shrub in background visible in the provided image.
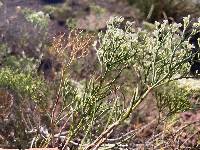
[0,43,39,74]
[155,78,200,118]
[22,8,50,30]
[3,55,38,73]
[0,68,48,148]
[156,81,191,115]
[127,0,200,22]
[0,68,48,107]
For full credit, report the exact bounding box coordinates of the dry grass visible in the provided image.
[48,30,96,67]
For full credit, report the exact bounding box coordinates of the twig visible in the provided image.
[84,121,119,150]
[93,129,113,150]
[175,119,200,134]
[180,130,200,148]
[106,130,135,143]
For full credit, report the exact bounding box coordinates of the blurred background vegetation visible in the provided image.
[1,0,200,149]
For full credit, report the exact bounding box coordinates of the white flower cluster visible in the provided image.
[96,16,139,71]
[96,16,199,83]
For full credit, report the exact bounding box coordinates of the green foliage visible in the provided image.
[43,5,57,15]
[0,43,41,80]
[0,68,48,107]
[43,3,72,22]
[22,8,50,29]
[50,76,124,148]
[45,16,199,149]
[97,16,193,86]
[90,3,107,15]
[40,15,198,149]
[0,43,7,56]
[66,17,77,29]
[3,55,38,73]
[156,81,191,114]
[97,17,137,71]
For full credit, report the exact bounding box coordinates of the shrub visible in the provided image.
[0,68,48,148]
[33,16,199,149]
[155,81,191,115]
[1,15,200,149]
[22,8,50,30]
[0,68,48,107]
